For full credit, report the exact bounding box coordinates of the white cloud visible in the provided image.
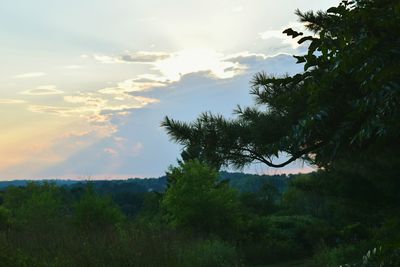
[99,75,169,100]
[154,49,246,81]
[13,72,47,79]
[259,30,286,40]
[20,85,64,96]
[93,49,247,83]
[96,49,289,103]
[259,22,306,49]
[27,105,77,117]
[28,90,159,124]
[93,54,123,64]
[64,93,107,106]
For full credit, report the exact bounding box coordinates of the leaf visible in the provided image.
[297,36,316,44]
[327,7,338,14]
[282,28,303,38]
[293,55,306,64]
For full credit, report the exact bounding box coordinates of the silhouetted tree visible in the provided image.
[162,0,400,169]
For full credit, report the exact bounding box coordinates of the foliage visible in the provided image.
[240,181,280,216]
[2,182,64,228]
[73,185,125,231]
[0,206,11,230]
[178,238,243,267]
[162,160,242,237]
[242,214,332,264]
[311,243,371,267]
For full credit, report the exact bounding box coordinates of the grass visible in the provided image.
[261,259,313,267]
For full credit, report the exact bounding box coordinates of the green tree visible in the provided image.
[240,181,280,216]
[162,0,400,169]
[3,182,64,228]
[162,160,242,237]
[0,206,11,230]
[73,185,124,231]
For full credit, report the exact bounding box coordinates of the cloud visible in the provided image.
[99,76,168,98]
[103,141,143,158]
[27,105,77,117]
[8,52,305,179]
[0,99,27,104]
[20,85,64,96]
[93,49,247,82]
[98,50,296,103]
[259,22,306,49]
[223,52,301,76]
[13,72,47,79]
[0,121,120,178]
[93,51,170,64]
[154,49,246,81]
[104,147,118,156]
[24,52,294,130]
[64,93,107,106]
[224,51,268,64]
[93,55,123,64]
[120,51,170,63]
[28,91,159,124]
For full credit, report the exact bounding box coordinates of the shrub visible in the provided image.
[73,185,124,231]
[0,206,11,230]
[242,215,332,264]
[3,182,64,229]
[178,238,243,267]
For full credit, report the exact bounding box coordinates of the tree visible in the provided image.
[3,182,64,228]
[161,0,400,169]
[162,160,242,236]
[73,185,124,231]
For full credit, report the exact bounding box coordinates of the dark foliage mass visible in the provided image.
[1,0,400,266]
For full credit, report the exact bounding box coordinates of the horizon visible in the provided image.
[0,168,310,182]
[1,0,336,180]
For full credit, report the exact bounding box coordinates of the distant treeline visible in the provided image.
[0,172,294,193]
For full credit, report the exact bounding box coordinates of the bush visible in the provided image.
[0,206,11,230]
[178,238,243,267]
[2,182,64,229]
[73,185,125,231]
[312,243,367,267]
[242,215,332,264]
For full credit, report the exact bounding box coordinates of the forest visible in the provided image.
[1,0,399,266]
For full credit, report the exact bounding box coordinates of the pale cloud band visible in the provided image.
[93,51,171,64]
[13,72,47,79]
[0,99,27,104]
[20,85,64,96]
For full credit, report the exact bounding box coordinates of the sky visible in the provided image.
[0,0,338,180]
